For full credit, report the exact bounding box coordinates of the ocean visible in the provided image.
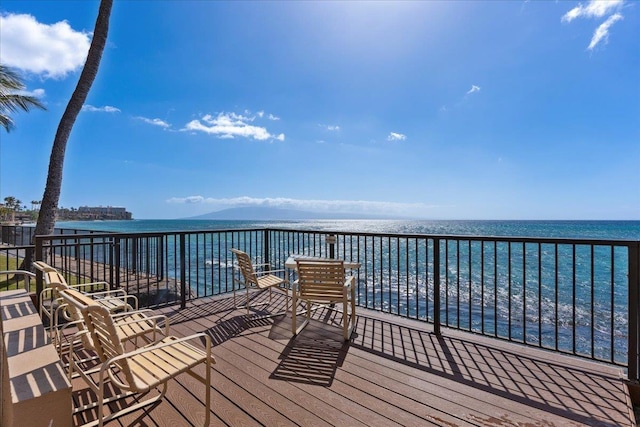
[56,219,640,240]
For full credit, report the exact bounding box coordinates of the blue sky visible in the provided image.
[1,0,638,220]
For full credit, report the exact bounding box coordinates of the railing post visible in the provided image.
[34,235,44,308]
[263,229,270,267]
[158,236,165,281]
[113,237,120,290]
[180,233,187,309]
[131,236,138,274]
[433,237,441,336]
[327,234,336,259]
[629,242,640,382]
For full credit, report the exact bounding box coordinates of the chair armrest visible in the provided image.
[0,270,35,291]
[111,308,154,318]
[58,316,85,337]
[70,281,111,292]
[254,268,287,276]
[343,275,355,288]
[39,287,60,301]
[32,261,57,272]
[0,270,36,278]
[114,313,170,337]
[84,289,127,298]
[253,262,271,268]
[107,333,214,365]
[93,293,139,310]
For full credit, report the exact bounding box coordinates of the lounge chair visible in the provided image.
[56,288,168,364]
[64,289,214,427]
[231,248,289,314]
[33,261,137,334]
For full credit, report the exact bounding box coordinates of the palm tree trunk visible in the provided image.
[24,0,113,269]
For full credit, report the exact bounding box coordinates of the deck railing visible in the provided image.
[1,225,638,380]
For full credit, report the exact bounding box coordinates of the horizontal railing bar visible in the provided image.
[11,227,638,248]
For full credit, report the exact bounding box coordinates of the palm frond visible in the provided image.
[0,64,46,132]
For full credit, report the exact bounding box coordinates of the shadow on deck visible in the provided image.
[70,291,633,426]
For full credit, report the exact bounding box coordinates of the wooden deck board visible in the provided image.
[66,291,633,426]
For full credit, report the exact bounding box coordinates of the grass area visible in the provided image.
[0,254,36,292]
[0,254,85,292]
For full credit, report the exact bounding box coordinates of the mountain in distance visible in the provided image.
[187,206,408,220]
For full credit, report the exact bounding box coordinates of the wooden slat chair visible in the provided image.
[56,288,169,366]
[292,259,356,340]
[64,289,214,427]
[34,261,137,334]
[231,248,289,314]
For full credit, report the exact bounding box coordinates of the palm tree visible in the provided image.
[0,65,46,132]
[2,196,21,223]
[33,0,113,240]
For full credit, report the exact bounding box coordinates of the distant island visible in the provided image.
[187,207,408,221]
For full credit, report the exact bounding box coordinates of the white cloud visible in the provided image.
[177,196,205,204]
[562,0,624,22]
[166,196,436,216]
[588,13,623,50]
[320,124,340,131]
[183,111,285,141]
[387,132,406,142]
[82,105,121,113]
[440,85,481,112]
[256,110,281,120]
[135,116,171,128]
[17,88,46,99]
[29,88,45,98]
[561,1,625,51]
[0,13,91,79]
[466,85,481,95]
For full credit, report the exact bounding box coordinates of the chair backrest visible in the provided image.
[58,288,100,350]
[231,248,259,286]
[296,260,346,301]
[80,299,138,389]
[33,261,69,287]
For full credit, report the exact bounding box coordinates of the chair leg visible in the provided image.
[292,290,297,334]
[350,293,356,332]
[343,298,348,340]
[285,288,289,313]
[205,356,211,426]
[246,286,250,314]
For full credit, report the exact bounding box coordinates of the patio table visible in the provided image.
[285,254,360,275]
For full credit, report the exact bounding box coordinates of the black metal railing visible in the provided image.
[266,229,637,372]
[1,224,638,380]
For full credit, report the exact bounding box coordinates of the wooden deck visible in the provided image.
[69,291,634,426]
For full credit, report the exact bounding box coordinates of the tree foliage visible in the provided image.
[0,65,46,132]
